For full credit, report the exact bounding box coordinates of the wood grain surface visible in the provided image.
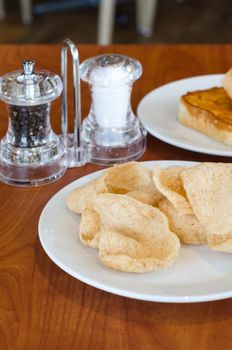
[1,44,232,350]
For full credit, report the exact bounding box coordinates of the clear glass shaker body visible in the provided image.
[80,54,147,165]
[7,103,51,148]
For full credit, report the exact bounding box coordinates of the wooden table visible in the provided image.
[1,44,232,350]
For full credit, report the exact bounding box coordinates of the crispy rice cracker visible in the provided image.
[104,162,163,206]
[181,162,232,252]
[66,176,108,214]
[158,197,207,245]
[81,193,180,272]
[152,166,193,215]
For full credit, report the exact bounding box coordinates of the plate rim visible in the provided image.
[137,74,232,157]
[38,160,232,303]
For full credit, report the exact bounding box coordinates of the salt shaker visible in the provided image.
[0,60,64,186]
[80,54,147,165]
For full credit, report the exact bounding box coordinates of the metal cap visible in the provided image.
[22,60,35,75]
[0,60,63,106]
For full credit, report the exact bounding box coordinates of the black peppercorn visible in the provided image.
[8,103,50,147]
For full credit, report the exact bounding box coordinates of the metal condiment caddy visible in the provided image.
[0,39,147,186]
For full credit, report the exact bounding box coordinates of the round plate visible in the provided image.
[137,74,232,157]
[38,161,232,303]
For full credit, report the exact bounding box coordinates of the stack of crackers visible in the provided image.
[67,162,232,273]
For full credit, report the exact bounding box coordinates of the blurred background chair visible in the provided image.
[0,0,158,44]
[0,0,33,24]
[0,0,5,20]
[98,0,158,45]
[20,0,32,24]
[0,0,229,45]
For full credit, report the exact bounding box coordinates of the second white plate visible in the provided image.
[137,74,232,156]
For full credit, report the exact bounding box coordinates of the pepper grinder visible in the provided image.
[80,54,147,165]
[0,60,64,186]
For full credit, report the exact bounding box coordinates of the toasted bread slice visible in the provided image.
[179,87,232,146]
[222,68,232,99]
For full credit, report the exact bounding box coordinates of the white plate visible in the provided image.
[38,161,232,303]
[137,74,232,157]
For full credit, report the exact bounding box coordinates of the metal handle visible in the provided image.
[61,38,87,167]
